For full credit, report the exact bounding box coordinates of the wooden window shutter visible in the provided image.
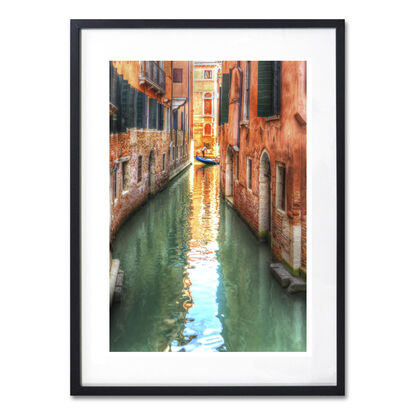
[257,61,273,117]
[221,73,230,124]
[136,91,146,129]
[132,89,138,128]
[118,78,130,132]
[272,61,281,116]
[129,87,135,128]
[149,98,157,129]
[158,103,164,130]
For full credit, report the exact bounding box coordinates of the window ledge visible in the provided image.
[265,115,280,122]
[240,119,249,127]
[122,190,129,195]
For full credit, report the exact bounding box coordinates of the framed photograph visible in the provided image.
[71,19,345,395]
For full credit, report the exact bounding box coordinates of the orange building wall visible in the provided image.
[219,61,307,276]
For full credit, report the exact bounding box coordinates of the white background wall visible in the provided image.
[1,0,414,413]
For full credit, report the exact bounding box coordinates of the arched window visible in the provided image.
[203,92,213,115]
[204,123,212,136]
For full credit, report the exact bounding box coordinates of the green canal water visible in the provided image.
[110,163,306,352]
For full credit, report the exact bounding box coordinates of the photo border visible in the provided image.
[70,19,345,396]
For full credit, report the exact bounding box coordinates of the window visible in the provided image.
[276,162,286,211]
[173,110,178,130]
[204,123,212,136]
[149,98,157,129]
[220,73,230,124]
[204,70,212,79]
[180,111,184,131]
[257,61,281,117]
[157,103,164,131]
[121,160,130,192]
[173,68,182,83]
[203,92,213,115]
[137,155,142,183]
[243,61,251,120]
[247,158,252,190]
[162,154,166,171]
[134,90,147,129]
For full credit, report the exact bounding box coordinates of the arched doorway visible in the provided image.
[225,146,233,198]
[148,150,156,195]
[258,151,271,239]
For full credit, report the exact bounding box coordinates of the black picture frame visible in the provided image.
[70,19,345,396]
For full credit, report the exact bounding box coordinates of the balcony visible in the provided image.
[139,61,166,95]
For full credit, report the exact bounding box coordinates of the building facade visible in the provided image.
[192,62,221,156]
[218,61,307,277]
[171,61,194,176]
[109,61,192,241]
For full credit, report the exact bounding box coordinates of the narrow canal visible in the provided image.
[110,163,306,352]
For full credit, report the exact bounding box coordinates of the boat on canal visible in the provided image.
[195,155,220,165]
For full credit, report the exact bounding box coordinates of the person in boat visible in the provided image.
[202,145,207,158]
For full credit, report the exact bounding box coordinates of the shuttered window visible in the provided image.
[257,61,281,117]
[119,79,130,132]
[158,103,164,131]
[137,91,147,128]
[149,98,157,129]
[129,88,135,128]
[220,73,230,124]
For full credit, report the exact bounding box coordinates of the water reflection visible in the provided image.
[110,164,306,352]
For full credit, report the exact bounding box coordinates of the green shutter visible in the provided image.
[221,73,230,124]
[158,103,164,130]
[129,86,135,128]
[272,61,281,116]
[132,89,138,128]
[119,79,130,132]
[115,74,121,132]
[257,61,273,117]
[149,98,157,129]
[136,91,147,129]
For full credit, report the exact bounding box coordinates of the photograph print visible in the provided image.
[109,60,307,353]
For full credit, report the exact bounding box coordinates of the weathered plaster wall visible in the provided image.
[219,61,307,276]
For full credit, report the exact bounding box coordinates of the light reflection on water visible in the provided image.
[110,164,306,352]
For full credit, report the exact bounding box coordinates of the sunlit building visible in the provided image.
[192,62,221,157]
